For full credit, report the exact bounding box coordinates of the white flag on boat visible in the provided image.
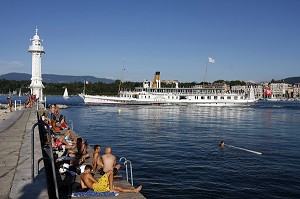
[208,57,215,63]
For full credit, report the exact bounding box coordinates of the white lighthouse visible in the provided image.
[29,28,45,101]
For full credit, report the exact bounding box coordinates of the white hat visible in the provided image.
[80,165,86,174]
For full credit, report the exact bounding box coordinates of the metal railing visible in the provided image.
[119,157,134,186]
[32,118,59,199]
[14,100,22,111]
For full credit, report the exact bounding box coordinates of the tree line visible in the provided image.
[0,79,247,96]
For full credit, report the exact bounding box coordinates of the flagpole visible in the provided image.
[203,60,209,84]
[83,80,86,95]
[118,58,126,96]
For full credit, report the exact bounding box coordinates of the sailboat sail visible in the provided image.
[63,87,69,99]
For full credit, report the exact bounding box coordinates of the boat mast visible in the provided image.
[118,58,126,96]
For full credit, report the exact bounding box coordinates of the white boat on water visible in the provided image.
[79,72,257,106]
[63,87,69,100]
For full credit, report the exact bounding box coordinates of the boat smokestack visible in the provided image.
[152,71,160,88]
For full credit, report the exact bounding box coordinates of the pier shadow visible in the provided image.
[18,168,47,199]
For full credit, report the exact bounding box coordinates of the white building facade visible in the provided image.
[29,28,45,101]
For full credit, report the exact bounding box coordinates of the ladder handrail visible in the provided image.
[119,157,134,186]
[124,160,133,186]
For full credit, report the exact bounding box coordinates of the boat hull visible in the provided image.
[80,94,256,106]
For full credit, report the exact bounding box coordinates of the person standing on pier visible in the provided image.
[7,96,12,112]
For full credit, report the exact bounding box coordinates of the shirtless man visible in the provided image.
[92,145,104,172]
[81,165,142,193]
[76,138,89,164]
[102,147,121,175]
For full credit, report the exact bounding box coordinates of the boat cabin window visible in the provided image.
[221,96,224,99]
[201,96,204,99]
[214,96,218,100]
[179,96,187,100]
[234,96,238,100]
[207,96,211,100]
[227,96,231,100]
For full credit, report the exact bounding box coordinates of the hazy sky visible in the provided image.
[0,0,299,83]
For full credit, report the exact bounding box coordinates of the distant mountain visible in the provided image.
[283,77,300,85]
[0,73,115,83]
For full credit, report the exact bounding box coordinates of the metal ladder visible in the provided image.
[119,157,134,186]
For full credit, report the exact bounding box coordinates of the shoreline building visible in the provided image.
[28,28,45,101]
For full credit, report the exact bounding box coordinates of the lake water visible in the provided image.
[1,95,300,198]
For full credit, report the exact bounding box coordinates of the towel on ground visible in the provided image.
[70,189,119,197]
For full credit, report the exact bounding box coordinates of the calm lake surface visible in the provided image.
[1,95,300,198]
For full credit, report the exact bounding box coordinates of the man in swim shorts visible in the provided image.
[80,165,142,193]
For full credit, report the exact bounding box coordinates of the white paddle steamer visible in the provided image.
[79,72,256,106]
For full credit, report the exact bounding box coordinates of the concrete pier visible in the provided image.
[0,107,146,198]
[0,107,48,199]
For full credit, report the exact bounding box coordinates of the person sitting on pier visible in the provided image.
[51,115,62,131]
[54,104,60,120]
[101,147,121,175]
[92,145,104,172]
[49,104,56,119]
[25,94,32,108]
[72,137,89,165]
[58,114,69,129]
[80,164,142,193]
[63,130,78,145]
[42,112,51,124]
[52,133,75,150]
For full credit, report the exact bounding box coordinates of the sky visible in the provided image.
[0,0,299,83]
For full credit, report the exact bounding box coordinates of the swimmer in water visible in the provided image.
[219,141,225,148]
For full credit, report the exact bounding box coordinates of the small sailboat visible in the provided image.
[63,87,69,100]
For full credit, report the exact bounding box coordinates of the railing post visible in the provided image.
[69,120,74,131]
[44,96,47,110]
[31,122,40,182]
